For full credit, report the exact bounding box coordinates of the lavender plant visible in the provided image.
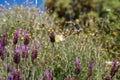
[0,1,119,80]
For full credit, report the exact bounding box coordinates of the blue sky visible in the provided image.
[0,0,43,7]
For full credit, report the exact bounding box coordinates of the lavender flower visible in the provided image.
[31,41,40,62]
[110,60,118,78]
[75,65,80,74]
[0,42,5,60]
[0,46,5,61]
[0,42,4,56]
[75,57,80,74]
[13,29,20,45]
[23,30,29,45]
[88,60,94,77]
[31,48,38,62]
[75,57,79,66]
[46,69,49,78]
[13,47,20,64]
[49,32,55,43]
[11,69,22,80]
[8,74,13,80]
[45,69,52,80]
[21,45,29,58]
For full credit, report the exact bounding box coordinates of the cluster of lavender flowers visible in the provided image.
[64,57,119,80]
[49,32,120,80]
[8,69,23,80]
[13,29,40,64]
[62,57,94,80]
[0,30,119,80]
[0,29,41,80]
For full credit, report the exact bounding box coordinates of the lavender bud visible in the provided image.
[75,57,79,66]
[75,57,80,74]
[12,69,21,80]
[75,65,80,74]
[8,74,13,80]
[46,69,49,78]
[13,47,20,64]
[13,29,19,45]
[110,60,118,78]
[31,48,38,62]
[49,32,55,43]
[88,61,94,77]
[45,69,51,80]
[23,30,29,45]
[31,41,39,62]
[21,45,29,58]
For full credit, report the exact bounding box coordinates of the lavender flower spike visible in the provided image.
[13,46,20,64]
[13,29,20,45]
[88,60,94,77]
[75,57,80,74]
[46,69,49,78]
[75,57,79,65]
[22,30,29,45]
[21,45,29,58]
[8,74,13,80]
[110,60,118,78]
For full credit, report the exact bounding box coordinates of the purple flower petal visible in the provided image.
[75,57,79,65]
[8,74,13,80]
[15,29,20,36]
[45,69,49,78]
[89,60,94,68]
